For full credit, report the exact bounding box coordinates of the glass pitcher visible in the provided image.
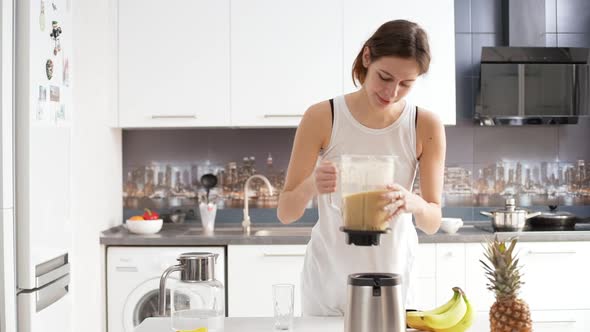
[159,252,225,332]
[332,154,397,246]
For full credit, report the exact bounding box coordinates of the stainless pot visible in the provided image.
[480,198,541,232]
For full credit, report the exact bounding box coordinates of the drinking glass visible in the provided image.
[199,202,217,234]
[272,284,294,331]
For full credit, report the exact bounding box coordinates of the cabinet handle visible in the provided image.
[151,114,198,119]
[533,320,576,324]
[263,253,305,257]
[263,114,303,118]
[527,250,576,255]
[115,266,138,272]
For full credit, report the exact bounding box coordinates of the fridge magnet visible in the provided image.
[35,102,45,121]
[51,2,57,10]
[49,85,60,102]
[39,0,46,31]
[56,104,66,122]
[45,59,53,80]
[49,21,62,55]
[38,86,47,101]
[62,57,70,86]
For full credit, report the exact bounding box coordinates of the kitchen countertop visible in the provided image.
[135,316,493,332]
[100,222,590,246]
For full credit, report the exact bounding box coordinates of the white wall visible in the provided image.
[71,1,121,331]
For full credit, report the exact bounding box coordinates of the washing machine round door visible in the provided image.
[123,277,191,332]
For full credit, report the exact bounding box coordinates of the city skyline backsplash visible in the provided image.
[123,129,589,214]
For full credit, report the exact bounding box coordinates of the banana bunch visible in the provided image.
[406,287,475,332]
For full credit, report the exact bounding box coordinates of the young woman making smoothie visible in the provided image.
[277,19,446,316]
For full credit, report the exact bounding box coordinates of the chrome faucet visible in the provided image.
[242,174,274,235]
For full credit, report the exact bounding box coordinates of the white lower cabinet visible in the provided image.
[435,243,466,306]
[226,241,590,319]
[530,310,590,332]
[227,245,307,317]
[466,241,590,312]
[470,310,590,332]
[465,242,495,311]
[517,242,590,310]
[409,244,436,310]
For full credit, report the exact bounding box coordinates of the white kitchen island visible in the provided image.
[136,317,340,332]
[135,316,495,332]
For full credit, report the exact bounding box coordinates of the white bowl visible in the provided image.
[126,219,163,235]
[440,218,464,234]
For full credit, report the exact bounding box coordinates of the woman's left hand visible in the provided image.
[381,184,425,221]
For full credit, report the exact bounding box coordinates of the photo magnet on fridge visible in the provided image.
[49,85,60,102]
[46,59,53,80]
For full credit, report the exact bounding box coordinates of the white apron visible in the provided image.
[301,95,420,316]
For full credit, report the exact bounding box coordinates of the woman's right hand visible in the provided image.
[314,160,337,194]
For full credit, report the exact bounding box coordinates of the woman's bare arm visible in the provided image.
[277,102,332,224]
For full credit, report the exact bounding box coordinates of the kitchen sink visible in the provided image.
[181,228,242,236]
[253,227,312,237]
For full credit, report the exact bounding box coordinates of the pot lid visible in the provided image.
[531,206,576,220]
[491,198,528,213]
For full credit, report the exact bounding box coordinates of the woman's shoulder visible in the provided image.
[416,106,443,133]
[301,99,333,128]
[305,99,332,118]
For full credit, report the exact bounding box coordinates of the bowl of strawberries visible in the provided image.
[126,209,163,235]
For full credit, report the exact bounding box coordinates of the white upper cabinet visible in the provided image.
[117,0,456,127]
[343,0,456,125]
[230,0,343,127]
[118,0,230,127]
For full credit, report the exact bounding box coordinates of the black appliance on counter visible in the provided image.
[476,47,590,125]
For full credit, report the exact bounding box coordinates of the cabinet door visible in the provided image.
[118,0,230,127]
[435,243,466,306]
[342,0,456,125]
[517,242,590,310]
[230,0,342,127]
[409,244,436,310]
[467,241,590,312]
[227,245,307,317]
[465,243,495,311]
[531,310,590,332]
[463,310,590,332]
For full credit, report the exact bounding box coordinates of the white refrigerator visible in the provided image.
[1,0,73,331]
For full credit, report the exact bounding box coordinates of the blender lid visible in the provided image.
[348,273,401,287]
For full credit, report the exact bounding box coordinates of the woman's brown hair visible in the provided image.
[352,20,431,87]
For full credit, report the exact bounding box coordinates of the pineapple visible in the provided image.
[481,236,533,332]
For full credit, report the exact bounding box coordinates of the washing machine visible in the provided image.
[107,246,226,332]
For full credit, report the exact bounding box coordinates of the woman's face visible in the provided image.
[362,48,421,110]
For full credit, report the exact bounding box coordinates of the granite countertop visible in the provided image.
[100,222,590,246]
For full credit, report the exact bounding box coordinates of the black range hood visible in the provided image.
[473,0,590,125]
[476,47,590,125]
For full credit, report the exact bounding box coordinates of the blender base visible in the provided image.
[340,227,391,246]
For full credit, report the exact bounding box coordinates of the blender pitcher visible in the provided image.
[159,252,225,332]
[333,154,397,246]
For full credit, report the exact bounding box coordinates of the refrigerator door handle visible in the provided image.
[36,274,69,312]
[36,262,70,289]
[35,253,69,288]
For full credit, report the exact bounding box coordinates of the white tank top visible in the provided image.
[301,94,420,316]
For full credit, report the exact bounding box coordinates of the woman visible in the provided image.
[277,19,446,315]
